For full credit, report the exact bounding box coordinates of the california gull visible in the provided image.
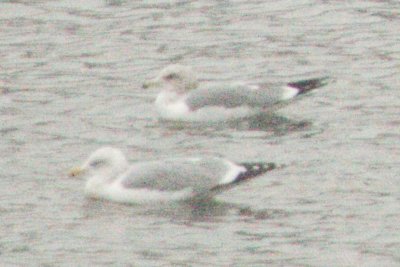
[69,146,276,204]
[143,64,329,122]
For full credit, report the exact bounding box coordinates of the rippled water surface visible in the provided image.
[1,0,399,266]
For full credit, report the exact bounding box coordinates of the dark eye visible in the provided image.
[165,73,179,80]
[90,159,105,168]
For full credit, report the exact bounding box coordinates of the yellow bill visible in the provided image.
[69,166,84,177]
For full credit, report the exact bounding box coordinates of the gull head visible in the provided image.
[69,147,128,180]
[143,64,199,93]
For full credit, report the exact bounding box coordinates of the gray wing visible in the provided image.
[185,84,284,111]
[120,158,231,193]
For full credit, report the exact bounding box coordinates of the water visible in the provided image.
[1,0,399,266]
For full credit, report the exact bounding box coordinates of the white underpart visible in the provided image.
[219,161,247,185]
[85,179,193,204]
[281,85,300,100]
[155,90,258,122]
[155,91,190,120]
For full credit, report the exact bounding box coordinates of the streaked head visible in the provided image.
[142,64,199,92]
[69,147,128,179]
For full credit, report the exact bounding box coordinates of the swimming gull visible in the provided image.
[69,146,276,204]
[143,64,329,122]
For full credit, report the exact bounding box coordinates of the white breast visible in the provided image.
[155,91,190,120]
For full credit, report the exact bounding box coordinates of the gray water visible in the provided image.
[1,0,399,266]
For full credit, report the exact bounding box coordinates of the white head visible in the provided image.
[143,64,199,92]
[69,147,128,182]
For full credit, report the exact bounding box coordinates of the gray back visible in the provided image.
[185,84,283,110]
[122,158,230,192]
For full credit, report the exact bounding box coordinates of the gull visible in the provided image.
[69,147,276,204]
[143,64,328,122]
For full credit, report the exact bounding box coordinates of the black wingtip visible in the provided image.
[210,162,277,193]
[287,76,330,95]
[234,162,277,184]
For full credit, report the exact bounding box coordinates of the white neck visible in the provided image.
[154,90,190,120]
[84,167,125,198]
[155,90,182,105]
[85,175,111,198]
